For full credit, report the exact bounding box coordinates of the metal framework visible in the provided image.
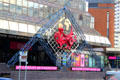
[7,1,101,68]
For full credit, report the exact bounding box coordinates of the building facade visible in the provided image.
[114,0,120,48]
[87,0,115,47]
[0,0,111,70]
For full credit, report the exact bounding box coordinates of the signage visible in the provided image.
[109,56,116,60]
[16,66,57,70]
[19,51,28,62]
[72,67,101,71]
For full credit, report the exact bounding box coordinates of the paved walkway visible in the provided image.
[11,71,105,80]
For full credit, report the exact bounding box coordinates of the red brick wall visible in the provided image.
[88,4,114,47]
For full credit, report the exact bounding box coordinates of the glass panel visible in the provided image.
[28,8,33,17]
[9,21,18,31]
[43,6,49,18]
[23,0,27,7]
[3,3,9,11]
[39,4,44,17]
[23,7,27,15]
[34,3,38,8]
[10,4,16,12]
[17,0,22,6]
[16,6,22,14]
[34,3,39,17]
[34,8,38,17]
[28,1,33,8]
[10,0,16,4]
[3,0,9,3]
[0,2,3,10]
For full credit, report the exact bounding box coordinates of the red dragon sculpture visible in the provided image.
[54,24,77,50]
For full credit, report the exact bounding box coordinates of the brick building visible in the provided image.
[87,0,115,47]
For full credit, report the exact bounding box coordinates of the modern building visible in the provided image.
[87,0,120,69]
[87,0,115,47]
[0,0,111,74]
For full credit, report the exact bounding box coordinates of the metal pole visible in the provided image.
[24,61,27,80]
[18,60,21,80]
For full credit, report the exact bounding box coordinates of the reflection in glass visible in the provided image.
[16,6,22,14]
[3,3,9,11]
[23,7,27,15]
[10,4,16,12]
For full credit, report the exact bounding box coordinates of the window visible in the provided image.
[10,0,16,4]
[43,6,49,18]
[28,1,33,16]
[23,7,27,15]
[28,8,33,17]
[28,1,33,8]
[17,0,22,6]
[10,4,16,12]
[3,3,9,11]
[3,0,9,3]
[33,3,39,17]
[39,4,44,17]
[107,11,109,38]
[0,2,3,10]
[23,0,27,7]
[89,3,98,7]
[16,6,22,14]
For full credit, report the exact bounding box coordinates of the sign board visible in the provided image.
[19,51,28,62]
